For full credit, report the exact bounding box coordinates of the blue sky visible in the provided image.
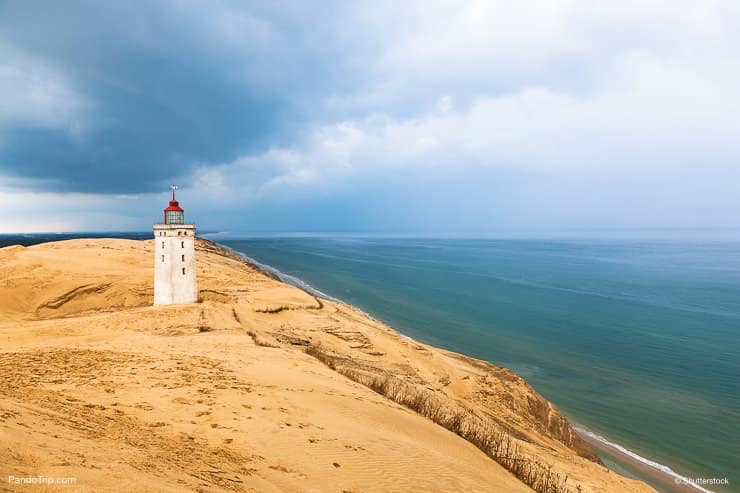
[1,1,739,234]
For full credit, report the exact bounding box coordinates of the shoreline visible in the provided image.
[214,241,405,334]
[573,426,714,493]
[213,239,717,493]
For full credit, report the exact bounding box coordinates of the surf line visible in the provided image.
[573,425,715,493]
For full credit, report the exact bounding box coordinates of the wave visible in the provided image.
[573,425,715,493]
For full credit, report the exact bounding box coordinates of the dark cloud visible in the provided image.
[0,0,360,193]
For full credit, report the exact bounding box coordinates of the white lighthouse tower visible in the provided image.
[153,184,198,305]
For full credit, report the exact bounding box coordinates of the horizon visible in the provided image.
[4,226,740,242]
[2,2,740,233]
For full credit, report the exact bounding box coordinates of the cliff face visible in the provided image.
[0,239,653,493]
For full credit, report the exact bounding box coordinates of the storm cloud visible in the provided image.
[0,1,363,192]
[1,1,740,232]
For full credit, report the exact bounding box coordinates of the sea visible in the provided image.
[3,232,738,492]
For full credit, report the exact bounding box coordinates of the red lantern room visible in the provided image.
[164,184,185,224]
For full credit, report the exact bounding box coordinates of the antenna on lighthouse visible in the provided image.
[171,183,178,201]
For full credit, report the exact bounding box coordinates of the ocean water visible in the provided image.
[217,237,740,493]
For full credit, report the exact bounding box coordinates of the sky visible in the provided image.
[1,0,740,234]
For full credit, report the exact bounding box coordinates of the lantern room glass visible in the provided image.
[166,210,184,224]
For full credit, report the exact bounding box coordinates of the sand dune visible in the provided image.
[0,239,654,492]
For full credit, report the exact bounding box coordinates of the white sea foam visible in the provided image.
[573,426,715,493]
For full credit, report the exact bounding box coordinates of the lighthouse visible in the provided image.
[153,184,198,305]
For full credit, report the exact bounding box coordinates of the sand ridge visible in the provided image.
[0,238,654,492]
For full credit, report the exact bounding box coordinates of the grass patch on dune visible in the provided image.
[246,329,280,348]
[305,344,582,493]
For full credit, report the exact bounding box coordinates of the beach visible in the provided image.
[0,238,654,492]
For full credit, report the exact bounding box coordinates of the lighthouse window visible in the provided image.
[166,210,185,225]
[161,241,165,248]
[178,231,181,236]
[161,255,164,262]
[182,267,186,275]
[181,254,185,262]
[181,241,184,248]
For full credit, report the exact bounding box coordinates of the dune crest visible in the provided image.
[0,238,654,492]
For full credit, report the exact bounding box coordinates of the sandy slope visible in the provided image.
[0,239,654,493]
